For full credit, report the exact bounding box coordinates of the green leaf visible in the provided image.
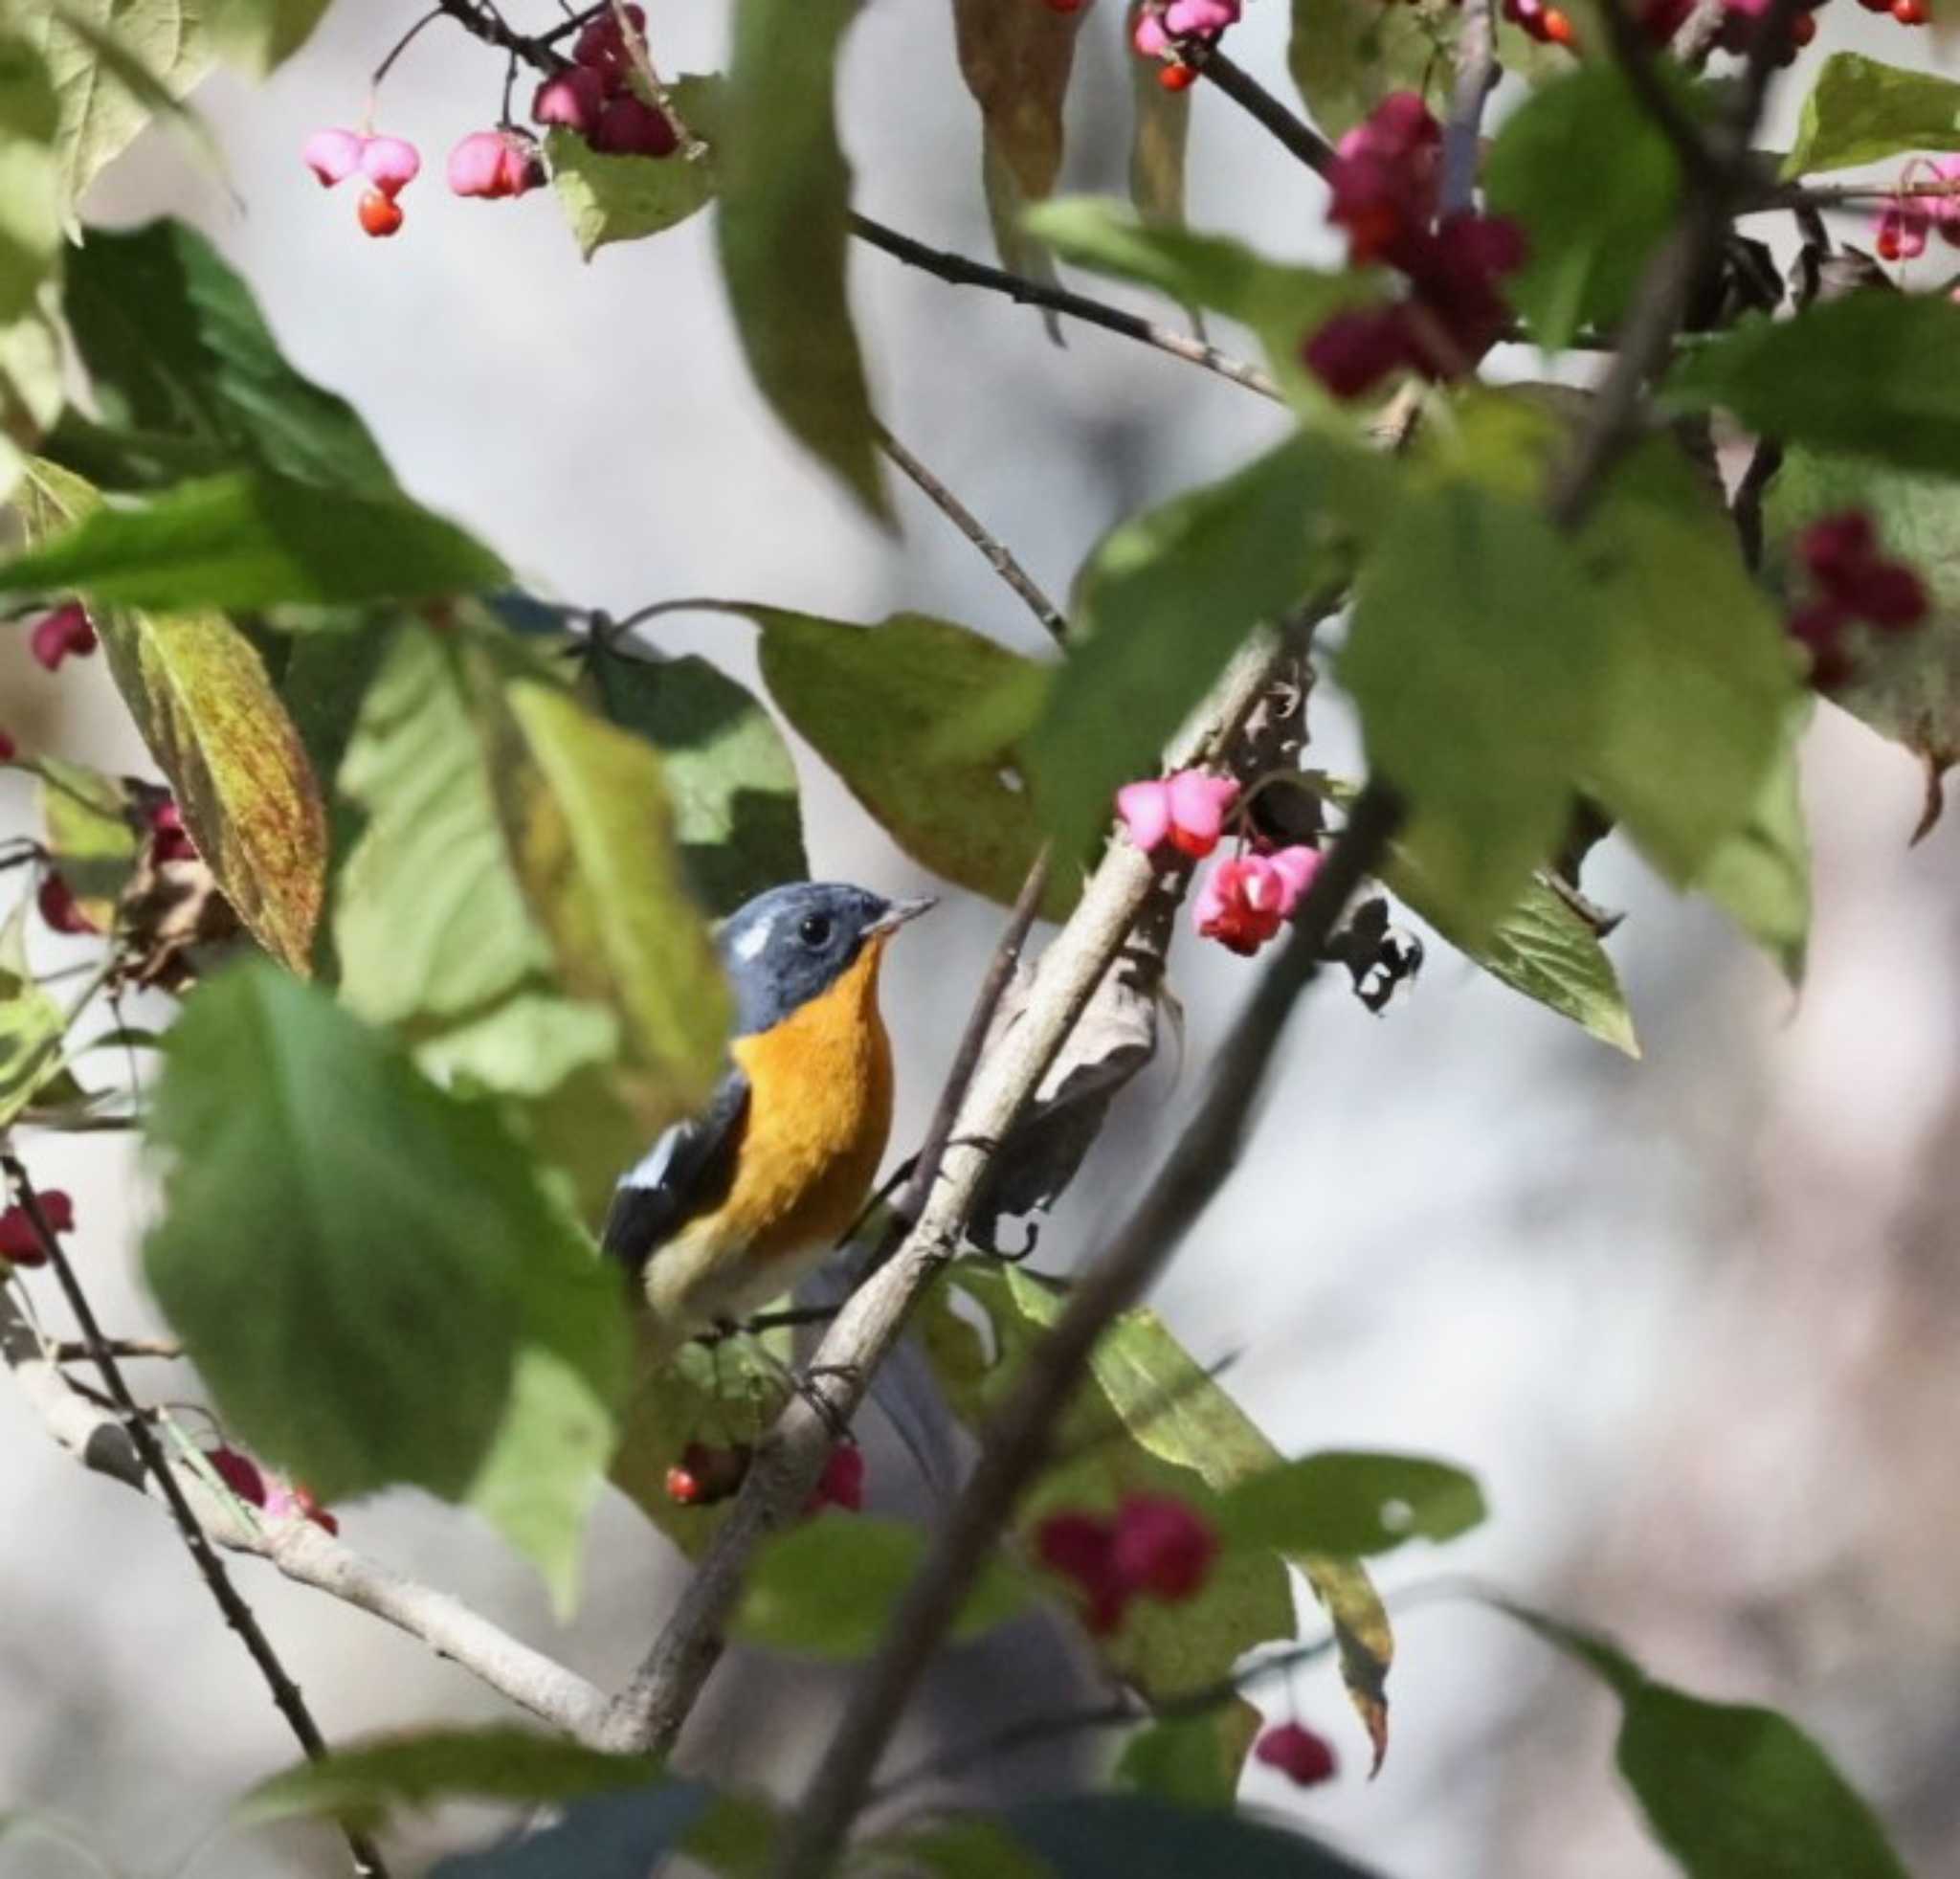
[952,0,1087,282]
[35,1,216,223]
[1344,480,1603,936]
[0,467,507,611]
[1115,1715,1245,1811]
[145,963,630,1599]
[1392,860,1638,1054]
[1578,437,1798,890]
[1008,1795,1387,1879]
[1665,295,1960,478]
[1027,429,1388,860]
[0,32,61,326]
[1216,1452,1485,1557]
[1127,7,1191,235]
[1785,52,1960,178]
[737,604,1071,917]
[240,1728,660,1831]
[201,0,330,74]
[731,1513,1034,1659]
[548,74,725,259]
[494,679,730,1130]
[1511,1608,1909,1879]
[1692,715,1810,982]
[430,1785,716,1879]
[858,1818,1048,1879]
[586,643,806,916]
[1483,63,1688,352]
[1286,0,1444,141]
[36,754,141,926]
[1022,198,1365,410]
[717,0,885,518]
[16,461,329,973]
[0,291,65,496]
[61,219,395,492]
[0,896,64,1130]
[1764,445,1960,843]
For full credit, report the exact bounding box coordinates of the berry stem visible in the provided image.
[368,5,444,97]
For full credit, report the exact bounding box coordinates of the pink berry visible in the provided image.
[805,1443,866,1514]
[1894,0,1927,22]
[532,66,607,136]
[1799,509,1875,581]
[1110,1494,1217,1602]
[37,872,98,935]
[208,1446,268,1507]
[301,127,364,188]
[1255,1722,1338,1787]
[448,130,543,200]
[359,135,421,198]
[0,1189,72,1265]
[1035,1510,1131,1635]
[0,728,15,762]
[30,602,97,670]
[1164,0,1241,32]
[1133,11,1173,56]
[591,93,678,158]
[150,798,197,864]
[1116,770,1238,860]
[357,189,404,237]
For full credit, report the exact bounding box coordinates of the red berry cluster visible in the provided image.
[529,6,678,161]
[1035,1494,1217,1636]
[1788,509,1929,690]
[30,601,97,671]
[0,1188,74,1266]
[663,1439,753,1507]
[1503,0,1578,47]
[1303,94,1527,400]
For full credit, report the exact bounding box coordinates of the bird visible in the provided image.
[601,881,934,1372]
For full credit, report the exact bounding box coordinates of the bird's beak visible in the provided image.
[870,894,937,936]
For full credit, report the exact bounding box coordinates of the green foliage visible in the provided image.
[0,467,507,611]
[586,642,806,916]
[1128,7,1191,235]
[1484,63,1689,352]
[0,898,64,1130]
[1390,861,1639,1055]
[37,755,140,927]
[0,32,60,325]
[548,75,725,259]
[1115,1714,1244,1810]
[717,0,885,518]
[1765,445,1960,842]
[1513,1608,1909,1879]
[1346,479,1601,935]
[1666,294,1960,478]
[731,1513,1035,1658]
[951,0,1086,285]
[1693,717,1811,983]
[430,1783,716,1878]
[1027,429,1388,860]
[201,0,331,75]
[1784,52,1960,178]
[58,218,395,492]
[144,963,630,1602]
[740,604,1070,916]
[240,1728,660,1830]
[1007,1794,1387,1878]
[1216,1452,1485,1557]
[858,1817,1048,1879]
[1022,199,1366,410]
[16,461,330,973]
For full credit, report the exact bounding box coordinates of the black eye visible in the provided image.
[797,912,834,949]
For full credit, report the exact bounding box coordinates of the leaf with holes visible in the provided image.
[1216,1451,1485,1557]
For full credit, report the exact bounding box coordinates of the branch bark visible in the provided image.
[1439,0,1498,217]
[766,783,1404,1879]
[0,1253,612,1745]
[1199,49,1337,180]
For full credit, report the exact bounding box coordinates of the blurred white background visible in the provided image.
[5,1,1960,1872]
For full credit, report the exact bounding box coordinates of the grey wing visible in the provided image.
[600,1068,750,1275]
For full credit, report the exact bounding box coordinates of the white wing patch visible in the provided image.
[730,915,773,964]
[625,1123,685,1192]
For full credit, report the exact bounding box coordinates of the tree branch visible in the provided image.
[598,630,1301,1757]
[0,1252,612,1746]
[848,213,1282,403]
[0,1158,391,1879]
[1439,0,1499,217]
[871,422,1069,645]
[766,783,1403,1879]
[1198,49,1337,180]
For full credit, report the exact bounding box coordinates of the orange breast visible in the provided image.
[718,935,896,1267]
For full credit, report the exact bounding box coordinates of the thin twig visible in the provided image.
[848,213,1283,403]
[599,634,1298,1759]
[768,784,1405,1879]
[1198,49,1336,180]
[872,422,1068,645]
[1440,0,1499,217]
[50,1335,182,1363]
[0,1265,611,1739]
[0,1157,391,1879]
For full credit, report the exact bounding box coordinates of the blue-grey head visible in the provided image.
[717,882,935,1037]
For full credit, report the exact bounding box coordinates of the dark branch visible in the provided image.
[1199,49,1336,180]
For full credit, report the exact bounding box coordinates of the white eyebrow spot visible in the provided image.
[731,917,772,964]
